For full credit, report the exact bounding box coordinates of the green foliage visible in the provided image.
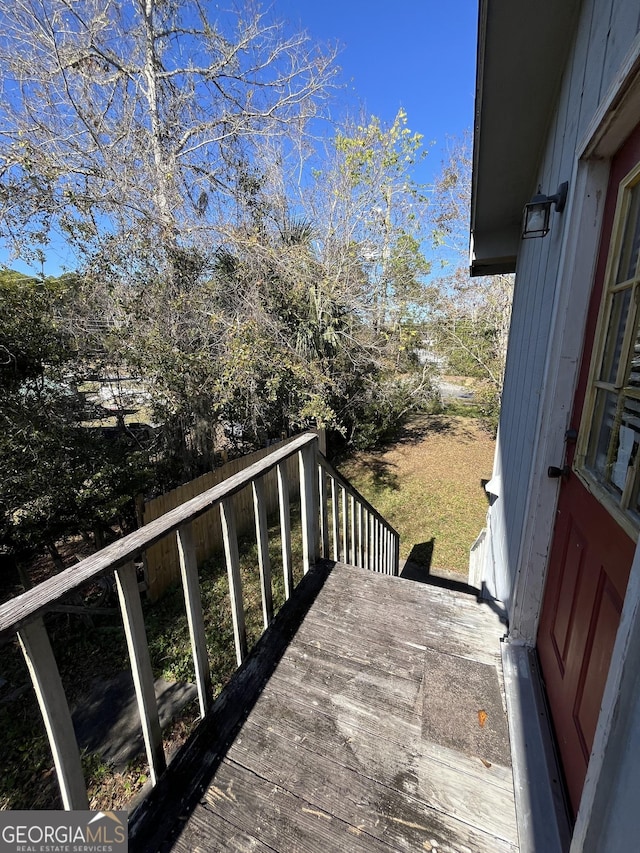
[335,109,425,185]
[345,372,440,450]
[427,135,513,433]
[0,271,155,556]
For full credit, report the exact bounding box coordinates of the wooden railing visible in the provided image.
[0,432,400,811]
[319,457,400,575]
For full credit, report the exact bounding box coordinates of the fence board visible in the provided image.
[143,436,308,600]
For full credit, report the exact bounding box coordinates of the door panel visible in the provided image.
[574,571,623,755]
[538,125,640,818]
[550,519,586,672]
[538,474,634,814]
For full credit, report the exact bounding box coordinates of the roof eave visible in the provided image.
[470,0,582,277]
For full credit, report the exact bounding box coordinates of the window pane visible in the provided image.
[627,311,640,390]
[611,397,640,492]
[600,288,632,383]
[586,389,620,487]
[615,182,640,284]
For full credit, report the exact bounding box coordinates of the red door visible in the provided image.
[537,126,640,817]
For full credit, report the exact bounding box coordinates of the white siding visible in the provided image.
[485,0,640,614]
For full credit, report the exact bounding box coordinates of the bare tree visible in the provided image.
[427,134,514,427]
[0,0,339,262]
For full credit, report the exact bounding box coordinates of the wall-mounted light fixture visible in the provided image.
[522,181,568,239]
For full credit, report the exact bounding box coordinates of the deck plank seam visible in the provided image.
[228,718,520,846]
[204,757,402,853]
[282,632,504,683]
[219,752,516,851]
[264,681,518,798]
[294,619,500,660]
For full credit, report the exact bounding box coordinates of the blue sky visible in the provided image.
[1,1,478,275]
[275,0,478,185]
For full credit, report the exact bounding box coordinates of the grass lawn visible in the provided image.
[340,413,495,575]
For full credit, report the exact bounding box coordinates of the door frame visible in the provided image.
[504,31,640,844]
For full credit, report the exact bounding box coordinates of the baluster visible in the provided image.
[364,509,371,571]
[252,476,273,629]
[299,441,319,574]
[357,502,364,568]
[341,485,348,564]
[277,462,294,600]
[366,510,373,571]
[220,498,248,665]
[115,561,166,785]
[319,467,329,559]
[381,526,387,574]
[176,523,212,718]
[331,476,339,562]
[18,618,88,810]
[349,494,356,566]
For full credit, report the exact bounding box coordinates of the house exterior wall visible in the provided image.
[482,0,640,616]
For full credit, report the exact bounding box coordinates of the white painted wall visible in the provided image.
[482,0,640,623]
[477,0,640,847]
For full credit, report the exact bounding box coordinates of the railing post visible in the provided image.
[299,439,319,574]
[276,462,294,600]
[176,523,213,718]
[394,532,401,576]
[252,476,274,629]
[17,618,89,810]
[220,497,248,665]
[114,560,166,785]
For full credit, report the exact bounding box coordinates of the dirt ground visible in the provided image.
[340,414,496,575]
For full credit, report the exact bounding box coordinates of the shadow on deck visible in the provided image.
[130,561,518,852]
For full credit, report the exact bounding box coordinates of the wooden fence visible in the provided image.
[142,433,320,601]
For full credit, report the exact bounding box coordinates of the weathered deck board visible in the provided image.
[253,685,515,793]
[131,561,518,852]
[229,711,518,847]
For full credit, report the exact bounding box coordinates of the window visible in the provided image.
[577,165,640,537]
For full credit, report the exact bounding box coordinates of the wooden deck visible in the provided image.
[131,561,518,852]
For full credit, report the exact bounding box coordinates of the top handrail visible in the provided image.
[318,454,400,539]
[0,432,317,639]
